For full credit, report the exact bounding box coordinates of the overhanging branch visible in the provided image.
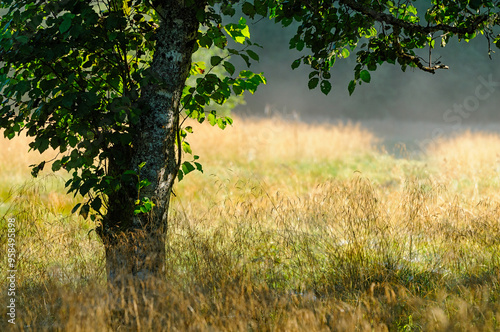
[339,0,489,35]
[391,26,449,73]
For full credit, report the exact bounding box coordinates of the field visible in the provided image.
[2,116,500,331]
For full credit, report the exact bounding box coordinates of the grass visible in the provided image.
[2,116,500,331]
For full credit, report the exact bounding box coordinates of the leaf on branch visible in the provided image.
[80,204,90,219]
[31,161,45,178]
[210,56,223,66]
[52,159,64,172]
[59,15,73,34]
[246,49,259,61]
[320,80,332,95]
[182,141,193,154]
[71,203,82,215]
[242,2,256,18]
[291,59,301,70]
[91,197,102,212]
[207,111,217,126]
[194,162,203,173]
[181,161,195,174]
[360,70,371,83]
[348,80,356,95]
[308,77,319,89]
[223,61,235,75]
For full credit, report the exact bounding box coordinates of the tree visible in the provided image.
[0,0,498,289]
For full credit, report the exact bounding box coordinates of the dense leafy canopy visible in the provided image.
[259,0,499,94]
[0,0,498,221]
[0,0,265,219]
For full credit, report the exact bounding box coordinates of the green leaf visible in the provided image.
[239,70,253,78]
[308,77,319,90]
[469,0,482,10]
[91,197,102,211]
[52,160,62,172]
[80,180,94,196]
[71,203,81,214]
[210,56,223,66]
[255,0,268,16]
[217,118,229,129]
[194,162,203,173]
[341,48,350,58]
[221,4,236,16]
[80,204,90,219]
[233,85,243,95]
[309,71,319,79]
[320,80,332,95]
[182,161,195,174]
[139,179,151,189]
[59,17,72,34]
[31,161,45,178]
[207,111,217,126]
[348,80,356,95]
[195,94,206,105]
[223,61,235,75]
[242,2,256,17]
[196,8,206,22]
[240,18,250,38]
[246,49,259,61]
[34,138,49,153]
[291,59,301,70]
[360,70,371,83]
[239,53,251,67]
[68,136,79,148]
[296,39,305,51]
[15,35,29,44]
[134,197,155,215]
[182,141,192,154]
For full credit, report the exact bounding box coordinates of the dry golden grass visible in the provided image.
[428,131,500,178]
[2,117,500,331]
[187,116,377,163]
[427,131,500,199]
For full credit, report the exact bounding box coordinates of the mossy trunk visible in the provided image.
[102,229,166,287]
[97,1,201,287]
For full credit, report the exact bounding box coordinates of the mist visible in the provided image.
[230,13,500,153]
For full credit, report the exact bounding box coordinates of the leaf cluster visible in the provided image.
[0,0,162,219]
[238,0,499,95]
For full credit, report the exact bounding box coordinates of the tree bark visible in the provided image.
[96,1,202,288]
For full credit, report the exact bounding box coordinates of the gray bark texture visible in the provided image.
[97,1,203,288]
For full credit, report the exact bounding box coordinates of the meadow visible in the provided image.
[2,116,500,331]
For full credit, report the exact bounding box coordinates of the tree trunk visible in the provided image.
[97,1,202,288]
[103,229,166,288]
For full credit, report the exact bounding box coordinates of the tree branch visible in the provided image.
[339,0,489,35]
[391,27,449,73]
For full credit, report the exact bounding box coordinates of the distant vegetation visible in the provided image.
[2,117,500,331]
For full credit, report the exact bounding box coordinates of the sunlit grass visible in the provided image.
[2,117,500,331]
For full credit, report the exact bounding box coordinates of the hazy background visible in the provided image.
[230,12,500,153]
